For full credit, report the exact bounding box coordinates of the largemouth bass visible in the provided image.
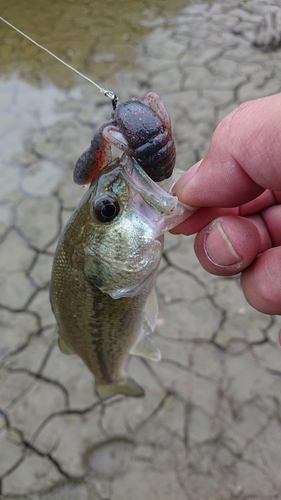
[50,156,194,400]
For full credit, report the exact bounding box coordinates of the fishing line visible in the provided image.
[0,16,118,109]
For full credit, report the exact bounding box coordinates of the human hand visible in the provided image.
[172,93,281,315]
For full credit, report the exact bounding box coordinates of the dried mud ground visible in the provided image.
[1,1,281,499]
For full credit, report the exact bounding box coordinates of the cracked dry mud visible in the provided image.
[1,1,281,499]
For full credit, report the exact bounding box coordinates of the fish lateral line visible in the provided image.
[0,16,118,110]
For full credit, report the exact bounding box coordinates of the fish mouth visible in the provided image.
[122,158,196,236]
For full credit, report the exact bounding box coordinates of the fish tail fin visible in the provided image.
[95,376,145,401]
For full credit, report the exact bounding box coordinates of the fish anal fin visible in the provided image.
[58,335,74,355]
[130,335,161,362]
[95,376,145,400]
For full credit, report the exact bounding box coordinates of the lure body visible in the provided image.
[73,92,176,185]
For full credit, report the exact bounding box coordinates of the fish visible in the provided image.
[50,155,194,400]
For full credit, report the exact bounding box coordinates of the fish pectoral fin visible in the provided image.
[144,287,158,332]
[130,335,161,362]
[58,336,74,355]
[95,376,145,400]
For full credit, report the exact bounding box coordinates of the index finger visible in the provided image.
[174,93,281,208]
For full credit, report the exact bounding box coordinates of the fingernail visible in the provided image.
[205,221,241,266]
[173,160,202,196]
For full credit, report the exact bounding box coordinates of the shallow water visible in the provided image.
[0,0,189,89]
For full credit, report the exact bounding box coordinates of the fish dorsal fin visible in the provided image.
[130,335,161,362]
[144,286,158,332]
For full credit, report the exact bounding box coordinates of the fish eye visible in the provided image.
[93,194,121,222]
